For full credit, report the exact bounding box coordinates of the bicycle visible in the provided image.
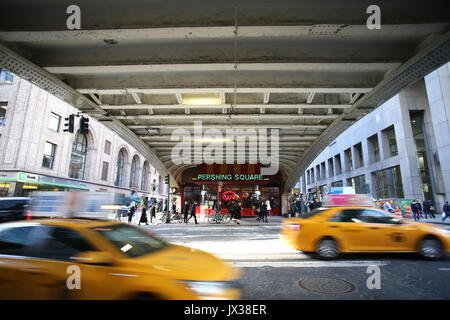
[208,209,232,224]
[157,211,183,224]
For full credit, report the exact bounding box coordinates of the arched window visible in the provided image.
[115,148,127,187]
[68,130,88,179]
[141,161,150,191]
[130,155,140,188]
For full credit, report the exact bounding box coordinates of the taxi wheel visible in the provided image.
[316,237,340,260]
[419,236,444,260]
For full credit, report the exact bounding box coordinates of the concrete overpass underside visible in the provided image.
[0,0,449,191]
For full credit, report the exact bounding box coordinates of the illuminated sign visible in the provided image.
[197,174,264,181]
[223,191,238,201]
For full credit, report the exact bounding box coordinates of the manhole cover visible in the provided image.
[298,277,355,294]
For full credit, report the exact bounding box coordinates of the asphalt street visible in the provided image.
[133,216,450,300]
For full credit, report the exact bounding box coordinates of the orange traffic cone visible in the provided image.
[395,206,402,218]
[405,206,413,219]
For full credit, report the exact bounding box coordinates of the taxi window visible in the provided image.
[34,226,96,261]
[299,207,328,219]
[329,209,364,223]
[0,226,37,256]
[360,209,403,225]
[93,224,168,258]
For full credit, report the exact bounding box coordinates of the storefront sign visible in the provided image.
[16,172,90,190]
[197,173,264,181]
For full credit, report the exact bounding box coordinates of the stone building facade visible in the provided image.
[0,71,168,203]
[296,63,450,213]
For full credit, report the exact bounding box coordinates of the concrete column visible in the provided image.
[379,130,391,160]
[424,63,450,204]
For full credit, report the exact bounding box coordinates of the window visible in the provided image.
[353,143,364,168]
[130,155,140,188]
[372,166,404,199]
[344,148,353,171]
[0,69,13,84]
[34,226,95,261]
[92,224,168,258]
[68,131,88,179]
[42,142,56,169]
[329,209,364,223]
[0,226,37,256]
[331,180,343,188]
[141,161,149,191]
[115,149,127,187]
[104,140,111,155]
[368,134,380,163]
[327,158,334,178]
[382,126,398,157]
[101,161,109,181]
[334,154,342,175]
[0,102,7,127]
[359,209,403,225]
[48,112,61,132]
[349,175,367,194]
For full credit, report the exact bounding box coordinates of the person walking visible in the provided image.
[127,201,136,224]
[183,200,190,224]
[442,201,450,222]
[233,202,241,225]
[270,196,275,216]
[149,203,156,224]
[255,199,262,221]
[289,198,296,217]
[422,199,430,219]
[411,200,421,221]
[428,200,436,218]
[261,201,268,223]
[295,197,302,217]
[188,200,199,224]
[138,197,148,225]
[265,198,271,217]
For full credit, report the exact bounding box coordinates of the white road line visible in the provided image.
[438,268,450,271]
[230,261,389,268]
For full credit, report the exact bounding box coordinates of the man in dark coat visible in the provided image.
[139,197,148,225]
[423,200,430,219]
[183,200,190,224]
[188,200,199,224]
[261,201,269,223]
[270,196,276,215]
[411,200,422,221]
[233,202,241,225]
[149,203,156,224]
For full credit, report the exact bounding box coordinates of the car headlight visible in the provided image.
[178,281,240,298]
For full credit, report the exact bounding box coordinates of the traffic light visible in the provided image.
[165,175,169,185]
[80,116,89,134]
[63,114,75,133]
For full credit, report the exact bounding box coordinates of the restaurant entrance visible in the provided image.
[180,164,282,218]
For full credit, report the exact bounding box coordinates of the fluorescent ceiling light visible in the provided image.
[182,93,221,105]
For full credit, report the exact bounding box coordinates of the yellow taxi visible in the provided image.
[0,219,242,300]
[280,206,450,260]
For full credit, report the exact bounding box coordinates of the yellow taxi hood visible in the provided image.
[124,244,240,281]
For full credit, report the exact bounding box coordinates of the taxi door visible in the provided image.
[327,209,377,251]
[22,225,129,299]
[358,210,418,251]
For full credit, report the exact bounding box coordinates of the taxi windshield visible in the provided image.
[299,207,328,219]
[92,224,168,258]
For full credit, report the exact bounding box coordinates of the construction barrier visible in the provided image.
[395,207,402,218]
[404,206,413,219]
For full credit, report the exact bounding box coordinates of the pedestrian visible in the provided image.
[261,201,268,222]
[139,197,148,225]
[443,201,450,222]
[149,203,156,224]
[265,198,271,217]
[289,198,296,217]
[183,200,190,224]
[228,201,236,220]
[127,201,136,224]
[255,199,262,221]
[270,196,275,216]
[411,200,421,221]
[429,200,436,218]
[422,199,430,219]
[233,202,241,225]
[188,200,199,224]
[295,197,302,217]
[172,201,177,215]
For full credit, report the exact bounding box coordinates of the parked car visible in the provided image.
[0,197,31,223]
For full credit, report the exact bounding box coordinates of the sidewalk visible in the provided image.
[404,216,450,226]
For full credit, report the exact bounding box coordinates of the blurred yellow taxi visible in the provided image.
[280,206,450,260]
[0,219,241,300]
